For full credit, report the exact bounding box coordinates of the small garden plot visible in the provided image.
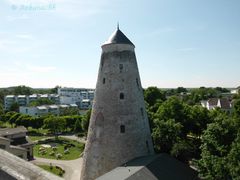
[34,137,84,160]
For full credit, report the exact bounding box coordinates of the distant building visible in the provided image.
[201,98,232,112]
[0,126,34,160]
[58,87,94,109]
[4,94,60,110]
[19,104,78,117]
[231,87,240,94]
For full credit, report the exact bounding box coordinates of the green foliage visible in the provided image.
[176,87,188,94]
[43,116,66,138]
[9,112,21,125]
[38,164,65,177]
[189,87,222,104]
[144,87,166,107]
[152,119,182,153]
[12,85,33,95]
[155,97,190,136]
[34,137,84,160]
[15,114,33,128]
[81,109,91,133]
[189,105,212,137]
[9,102,19,112]
[233,99,240,118]
[29,98,54,106]
[196,116,240,179]
[74,119,82,133]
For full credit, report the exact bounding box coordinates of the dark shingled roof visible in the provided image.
[97,154,198,180]
[104,28,135,46]
[0,126,27,137]
[219,98,231,109]
[208,98,218,106]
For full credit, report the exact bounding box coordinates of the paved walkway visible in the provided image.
[59,135,86,144]
[31,157,83,180]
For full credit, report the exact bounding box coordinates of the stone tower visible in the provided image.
[80,27,154,180]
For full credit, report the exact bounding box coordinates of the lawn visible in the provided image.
[34,137,84,160]
[37,164,65,177]
[28,135,50,141]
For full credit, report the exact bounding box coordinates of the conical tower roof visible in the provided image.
[103,26,135,46]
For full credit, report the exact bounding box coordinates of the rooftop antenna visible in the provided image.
[117,22,119,30]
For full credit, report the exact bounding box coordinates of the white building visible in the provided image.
[19,104,78,117]
[201,98,232,112]
[58,87,94,109]
[4,94,60,110]
[231,87,240,94]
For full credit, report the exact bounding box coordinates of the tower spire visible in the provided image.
[117,22,119,30]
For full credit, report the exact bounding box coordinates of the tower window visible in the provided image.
[146,140,150,153]
[120,93,124,99]
[136,78,139,88]
[119,64,123,73]
[140,108,144,117]
[103,78,105,84]
[120,125,125,133]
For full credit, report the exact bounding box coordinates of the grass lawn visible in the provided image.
[37,164,65,177]
[28,135,50,141]
[28,127,49,135]
[34,137,84,160]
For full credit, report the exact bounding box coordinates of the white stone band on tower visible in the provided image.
[80,27,154,180]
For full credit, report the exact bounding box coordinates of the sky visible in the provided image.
[0,0,240,88]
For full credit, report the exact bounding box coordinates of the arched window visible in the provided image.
[136,78,139,88]
[119,64,123,73]
[146,140,150,153]
[120,125,125,133]
[120,93,124,99]
[140,108,144,117]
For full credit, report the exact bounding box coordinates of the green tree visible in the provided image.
[155,97,190,136]
[74,119,82,133]
[29,98,54,106]
[152,118,182,153]
[13,85,33,95]
[189,105,212,137]
[43,116,66,139]
[9,102,19,112]
[144,87,166,107]
[9,112,21,126]
[196,115,239,179]
[15,114,33,128]
[0,104,4,116]
[176,87,187,94]
[81,109,91,134]
[233,99,240,118]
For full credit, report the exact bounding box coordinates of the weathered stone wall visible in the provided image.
[80,43,154,180]
[0,149,62,180]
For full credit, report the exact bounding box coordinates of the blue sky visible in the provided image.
[0,0,240,88]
